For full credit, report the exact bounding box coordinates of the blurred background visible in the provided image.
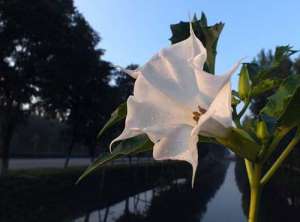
[0,0,300,222]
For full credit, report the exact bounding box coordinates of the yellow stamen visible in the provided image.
[193,106,207,122]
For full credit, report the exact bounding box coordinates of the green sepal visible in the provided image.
[217,128,261,161]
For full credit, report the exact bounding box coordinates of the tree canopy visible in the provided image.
[0,0,127,173]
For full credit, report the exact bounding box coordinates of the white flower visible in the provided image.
[111,24,241,185]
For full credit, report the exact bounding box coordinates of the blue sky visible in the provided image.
[74,0,300,87]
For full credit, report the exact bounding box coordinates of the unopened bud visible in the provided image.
[256,120,270,142]
[238,65,251,100]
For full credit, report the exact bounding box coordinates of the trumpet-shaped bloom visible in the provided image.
[111,24,240,184]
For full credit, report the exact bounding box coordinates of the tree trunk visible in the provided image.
[0,158,8,176]
[64,137,75,168]
[0,126,13,176]
[83,213,90,222]
[88,145,96,163]
[64,117,80,168]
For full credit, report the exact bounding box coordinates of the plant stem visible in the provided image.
[261,127,290,163]
[260,131,300,186]
[249,186,261,222]
[244,159,253,185]
[238,100,250,119]
[234,100,250,128]
[248,163,262,222]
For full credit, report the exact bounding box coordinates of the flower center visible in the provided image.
[193,105,207,122]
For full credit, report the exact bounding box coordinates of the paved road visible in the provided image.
[9,158,91,170]
[9,157,153,170]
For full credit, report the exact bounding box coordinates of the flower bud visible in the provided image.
[256,120,270,142]
[238,65,251,100]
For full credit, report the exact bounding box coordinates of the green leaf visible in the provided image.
[97,102,127,139]
[273,45,297,67]
[261,74,300,128]
[250,46,297,84]
[77,135,153,183]
[170,12,224,74]
[251,78,281,98]
[217,128,261,161]
[199,12,207,26]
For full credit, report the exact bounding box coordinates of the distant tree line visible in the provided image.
[0,0,134,175]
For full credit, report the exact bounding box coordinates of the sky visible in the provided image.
[74,0,300,88]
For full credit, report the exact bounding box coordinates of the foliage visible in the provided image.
[217,128,260,161]
[0,0,117,173]
[77,135,153,183]
[169,13,224,74]
[261,74,300,128]
[97,102,127,139]
[250,46,299,115]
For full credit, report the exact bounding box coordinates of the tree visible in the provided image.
[35,11,114,167]
[0,0,113,173]
[110,64,136,102]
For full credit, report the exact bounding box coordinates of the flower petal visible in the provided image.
[136,31,208,110]
[194,60,241,107]
[126,94,194,138]
[192,82,233,138]
[153,124,199,186]
[110,75,196,150]
[113,65,141,79]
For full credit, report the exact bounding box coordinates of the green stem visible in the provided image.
[249,185,261,222]
[248,163,262,222]
[234,119,242,128]
[234,100,250,128]
[260,130,300,186]
[238,100,250,119]
[261,127,290,163]
[233,106,242,128]
[244,159,253,185]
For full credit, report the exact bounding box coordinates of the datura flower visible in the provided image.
[111,24,241,185]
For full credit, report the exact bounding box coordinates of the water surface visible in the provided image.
[3,160,300,222]
[74,161,245,222]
